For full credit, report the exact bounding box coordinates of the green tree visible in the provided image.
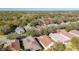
[29,19,42,26]
[0,25,12,34]
[7,33,19,39]
[53,43,65,51]
[70,37,79,50]
[65,37,79,51]
[42,26,49,35]
[64,25,73,31]
[25,29,41,37]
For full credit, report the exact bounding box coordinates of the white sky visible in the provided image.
[0,0,79,8]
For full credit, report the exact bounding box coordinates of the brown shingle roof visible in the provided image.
[22,36,42,51]
[11,40,20,50]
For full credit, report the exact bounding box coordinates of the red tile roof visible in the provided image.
[37,35,54,48]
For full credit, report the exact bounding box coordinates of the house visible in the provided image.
[24,26,32,31]
[4,39,20,51]
[0,35,20,51]
[22,36,42,51]
[69,30,79,37]
[37,35,54,50]
[57,29,75,40]
[49,33,69,44]
[15,27,25,34]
